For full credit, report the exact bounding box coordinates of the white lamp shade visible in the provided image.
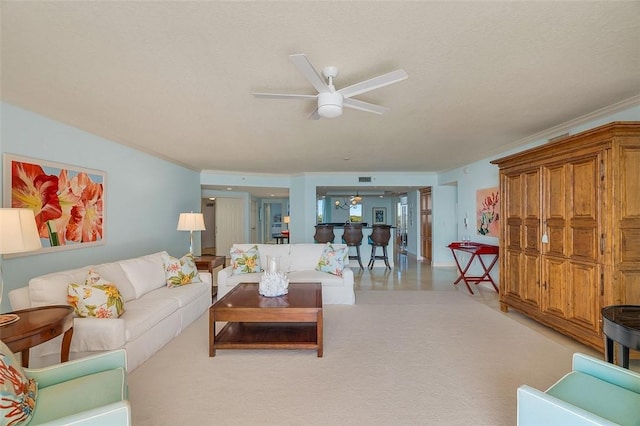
[283,216,290,224]
[177,212,206,231]
[0,208,42,254]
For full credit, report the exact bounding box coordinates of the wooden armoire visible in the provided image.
[491,122,640,351]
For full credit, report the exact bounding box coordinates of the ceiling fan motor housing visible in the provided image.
[318,91,343,118]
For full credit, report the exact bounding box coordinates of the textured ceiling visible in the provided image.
[2,1,639,178]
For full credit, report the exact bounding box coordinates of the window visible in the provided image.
[317,199,325,223]
[350,204,362,223]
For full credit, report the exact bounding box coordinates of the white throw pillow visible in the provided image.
[119,251,168,298]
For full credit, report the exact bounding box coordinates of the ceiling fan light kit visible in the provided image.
[253,53,407,120]
[318,92,343,118]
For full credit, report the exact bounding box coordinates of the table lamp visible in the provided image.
[177,212,206,255]
[0,208,42,325]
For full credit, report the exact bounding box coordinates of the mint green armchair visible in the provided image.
[26,349,130,425]
[517,353,640,425]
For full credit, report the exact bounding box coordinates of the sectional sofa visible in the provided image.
[218,243,355,304]
[8,251,211,371]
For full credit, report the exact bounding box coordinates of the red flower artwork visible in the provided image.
[9,158,104,248]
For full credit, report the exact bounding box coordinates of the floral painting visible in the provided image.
[3,154,106,254]
[476,187,499,237]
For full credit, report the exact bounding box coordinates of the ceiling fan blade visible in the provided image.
[343,98,389,115]
[253,93,317,100]
[338,69,408,98]
[289,53,330,94]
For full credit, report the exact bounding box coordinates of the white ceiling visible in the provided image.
[2,1,639,182]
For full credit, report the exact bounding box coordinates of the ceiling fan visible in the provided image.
[253,53,408,120]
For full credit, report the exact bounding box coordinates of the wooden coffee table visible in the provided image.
[0,305,74,367]
[209,283,323,357]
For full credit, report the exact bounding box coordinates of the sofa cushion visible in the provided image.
[0,339,37,426]
[288,270,346,286]
[316,243,349,276]
[143,281,210,308]
[92,261,137,302]
[67,270,125,318]
[29,266,93,307]
[230,245,261,275]
[121,296,179,341]
[162,253,202,287]
[289,244,326,271]
[119,251,168,298]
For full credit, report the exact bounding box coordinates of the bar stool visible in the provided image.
[368,225,392,270]
[342,224,364,269]
[314,224,335,243]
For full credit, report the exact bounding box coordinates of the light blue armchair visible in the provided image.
[26,349,130,425]
[517,353,640,425]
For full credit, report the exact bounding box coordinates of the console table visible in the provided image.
[447,242,499,294]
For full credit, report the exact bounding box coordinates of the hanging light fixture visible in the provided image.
[334,194,360,210]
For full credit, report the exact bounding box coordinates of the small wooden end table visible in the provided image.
[209,283,323,357]
[194,255,226,299]
[194,255,226,275]
[0,305,74,367]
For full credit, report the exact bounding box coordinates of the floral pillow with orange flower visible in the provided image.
[230,245,261,275]
[0,339,37,425]
[67,270,125,318]
[162,253,202,288]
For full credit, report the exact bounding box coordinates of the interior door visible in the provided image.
[215,197,244,260]
[420,188,432,262]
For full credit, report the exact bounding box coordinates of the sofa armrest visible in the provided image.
[8,286,31,310]
[37,401,131,426]
[517,385,617,426]
[26,349,127,388]
[217,266,234,288]
[572,353,640,394]
[198,271,212,286]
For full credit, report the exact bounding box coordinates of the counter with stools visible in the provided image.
[314,224,335,243]
[368,225,392,270]
[342,224,364,269]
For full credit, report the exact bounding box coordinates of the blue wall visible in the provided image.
[0,103,202,312]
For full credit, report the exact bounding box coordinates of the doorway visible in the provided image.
[420,188,432,263]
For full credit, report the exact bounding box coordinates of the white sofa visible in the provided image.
[218,243,355,304]
[8,251,211,372]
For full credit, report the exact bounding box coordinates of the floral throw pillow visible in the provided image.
[230,245,261,275]
[163,253,202,288]
[0,339,37,426]
[316,243,349,276]
[67,270,125,318]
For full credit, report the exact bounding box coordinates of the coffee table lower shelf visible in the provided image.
[215,322,319,352]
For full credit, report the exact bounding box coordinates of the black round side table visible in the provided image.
[601,305,640,369]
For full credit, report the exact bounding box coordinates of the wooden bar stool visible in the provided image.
[368,225,392,270]
[342,224,364,269]
[314,225,335,243]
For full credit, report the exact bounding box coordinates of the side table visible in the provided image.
[194,255,226,299]
[0,305,74,367]
[601,305,640,369]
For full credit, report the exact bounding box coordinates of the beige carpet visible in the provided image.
[128,290,589,425]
